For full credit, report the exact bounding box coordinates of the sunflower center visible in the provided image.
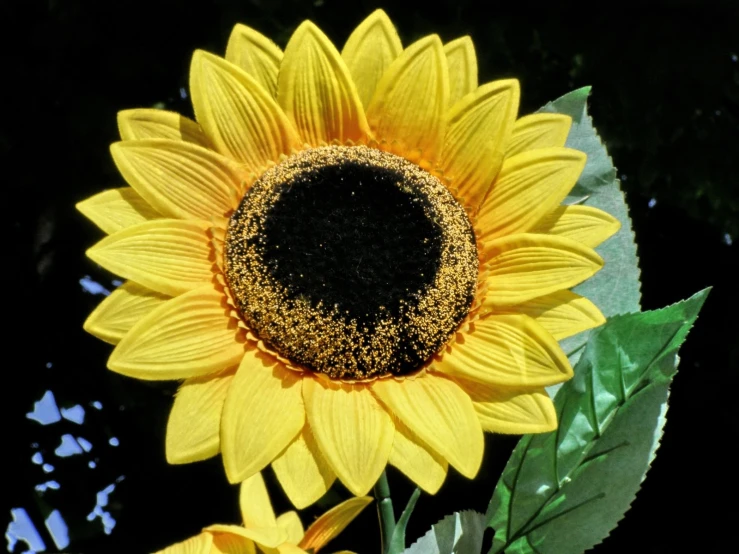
[224,145,478,380]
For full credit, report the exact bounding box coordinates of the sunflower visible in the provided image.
[157,472,369,554]
[79,10,619,506]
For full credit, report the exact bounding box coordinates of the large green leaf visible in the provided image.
[538,88,642,366]
[486,289,709,554]
[404,511,486,554]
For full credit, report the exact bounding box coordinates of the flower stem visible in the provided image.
[374,470,396,554]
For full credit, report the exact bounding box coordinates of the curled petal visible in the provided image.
[299,497,373,553]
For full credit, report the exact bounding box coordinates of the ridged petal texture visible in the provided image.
[278,22,370,145]
[482,234,604,306]
[76,188,160,234]
[272,428,336,509]
[492,290,605,340]
[341,10,402,108]
[444,37,478,107]
[86,219,214,296]
[108,285,244,380]
[506,113,572,156]
[221,350,304,483]
[435,314,572,387]
[477,147,587,241]
[366,35,449,159]
[239,473,278,528]
[111,139,240,220]
[442,79,519,208]
[458,377,557,434]
[117,109,211,146]
[303,379,394,496]
[166,371,234,463]
[388,420,447,494]
[226,24,282,98]
[299,497,372,553]
[204,525,286,549]
[84,281,168,344]
[190,51,300,171]
[372,374,483,478]
[531,205,621,248]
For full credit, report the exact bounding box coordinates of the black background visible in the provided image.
[4,0,738,552]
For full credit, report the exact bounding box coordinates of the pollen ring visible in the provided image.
[224,145,478,379]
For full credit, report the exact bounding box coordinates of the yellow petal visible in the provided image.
[457,377,557,434]
[435,314,572,388]
[225,24,282,97]
[110,139,240,221]
[299,497,373,553]
[156,533,213,554]
[372,373,483,479]
[531,205,621,248]
[444,37,478,107]
[276,512,304,545]
[388,420,447,494]
[506,113,572,156]
[239,473,277,529]
[481,234,604,306]
[272,427,336,509]
[303,379,393,496]
[221,351,304,483]
[190,51,300,170]
[366,35,449,160]
[86,219,213,296]
[476,147,587,241]
[84,281,168,345]
[210,533,256,554]
[117,109,210,146]
[341,10,402,108]
[76,188,161,235]
[166,371,233,463]
[492,290,605,340]
[204,525,286,549]
[108,284,243,380]
[277,21,370,145]
[442,79,519,208]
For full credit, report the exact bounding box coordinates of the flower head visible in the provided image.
[79,10,619,505]
[157,473,369,554]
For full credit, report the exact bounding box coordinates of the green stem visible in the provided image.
[374,470,396,554]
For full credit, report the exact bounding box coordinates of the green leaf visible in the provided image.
[538,87,642,367]
[388,488,421,554]
[486,289,709,554]
[404,511,486,554]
